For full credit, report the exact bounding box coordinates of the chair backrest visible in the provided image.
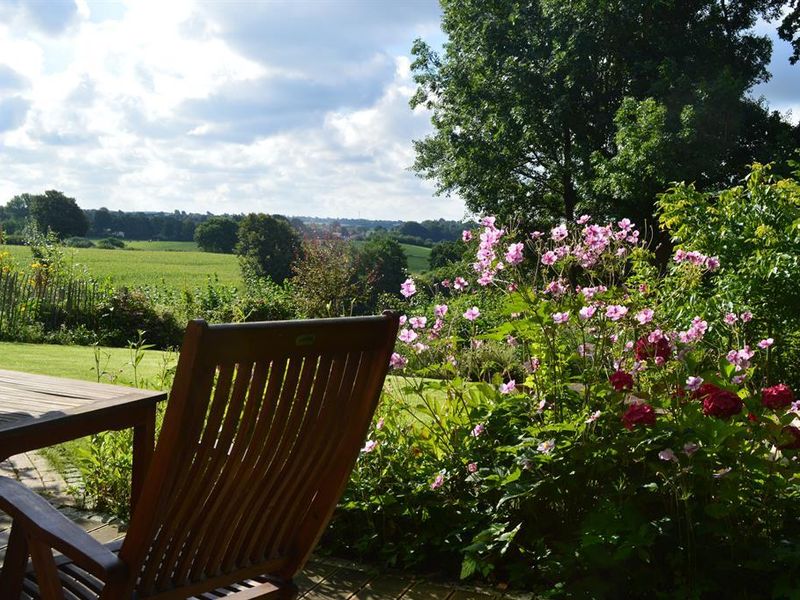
[114,314,399,599]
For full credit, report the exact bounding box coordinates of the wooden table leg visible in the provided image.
[131,406,156,514]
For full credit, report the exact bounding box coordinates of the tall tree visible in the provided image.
[411,0,797,226]
[236,214,303,283]
[29,190,88,238]
[194,216,239,253]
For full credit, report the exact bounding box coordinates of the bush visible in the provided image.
[328,214,800,597]
[3,234,25,245]
[97,288,182,349]
[65,237,95,248]
[96,237,126,249]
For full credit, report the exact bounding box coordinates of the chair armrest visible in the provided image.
[0,476,127,582]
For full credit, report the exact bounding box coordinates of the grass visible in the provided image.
[124,240,200,251]
[400,243,431,274]
[0,341,173,389]
[0,244,242,290]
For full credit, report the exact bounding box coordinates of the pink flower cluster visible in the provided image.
[673,249,720,271]
[678,317,708,343]
[472,217,507,286]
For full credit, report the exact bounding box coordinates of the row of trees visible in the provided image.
[411,0,800,230]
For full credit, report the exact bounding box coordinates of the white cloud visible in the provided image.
[0,0,466,221]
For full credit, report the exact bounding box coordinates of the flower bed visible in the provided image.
[328,210,800,597]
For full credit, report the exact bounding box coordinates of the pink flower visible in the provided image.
[413,342,429,353]
[499,380,516,394]
[361,440,378,453]
[551,224,568,241]
[467,462,478,473]
[376,418,384,430]
[462,230,473,242]
[400,278,416,298]
[545,280,567,296]
[506,335,518,346]
[430,474,445,490]
[471,423,485,437]
[505,242,525,265]
[635,308,654,325]
[685,376,704,392]
[477,271,494,286]
[658,448,677,462]
[454,277,469,291]
[530,231,543,239]
[605,305,629,321]
[398,329,418,343]
[683,442,699,456]
[537,439,555,454]
[740,311,753,322]
[463,306,481,321]
[440,279,451,288]
[758,338,774,350]
[577,214,591,224]
[541,251,557,266]
[434,304,448,318]
[399,315,407,326]
[524,357,541,373]
[552,311,570,324]
[409,316,427,329]
[723,312,738,325]
[579,306,596,320]
[705,256,720,271]
[585,410,602,424]
[389,352,407,369]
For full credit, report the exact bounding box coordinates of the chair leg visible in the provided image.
[28,538,64,600]
[0,522,28,598]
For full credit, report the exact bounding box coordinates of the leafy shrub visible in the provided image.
[96,237,126,249]
[3,234,25,245]
[328,214,800,597]
[65,237,95,248]
[97,288,183,349]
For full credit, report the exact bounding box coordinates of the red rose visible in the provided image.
[779,426,800,450]
[762,384,795,410]
[702,388,743,419]
[621,403,656,430]
[634,336,672,362]
[609,370,634,391]
[693,382,722,401]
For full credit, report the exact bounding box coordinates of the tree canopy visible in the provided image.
[411,0,800,226]
[194,216,239,253]
[235,214,303,283]
[29,190,89,238]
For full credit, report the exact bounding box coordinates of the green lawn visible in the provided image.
[0,341,173,389]
[0,244,241,290]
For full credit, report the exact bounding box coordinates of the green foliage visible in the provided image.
[411,0,798,225]
[194,216,239,253]
[429,239,467,270]
[292,238,364,318]
[328,214,800,597]
[236,213,303,283]
[65,237,95,248]
[29,190,89,238]
[95,237,126,249]
[357,236,408,298]
[658,163,800,333]
[97,288,183,349]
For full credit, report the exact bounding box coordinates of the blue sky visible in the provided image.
[0,1,796,220]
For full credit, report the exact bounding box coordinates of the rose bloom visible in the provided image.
[762,383,795,410]
[621,403,656,430]
[609,370,634,392]
[634,336,672,362]
[699,385,743,419]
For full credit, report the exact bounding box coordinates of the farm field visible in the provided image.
[0,239,430,291]
[399,243,431,273]
[0,243,242,289]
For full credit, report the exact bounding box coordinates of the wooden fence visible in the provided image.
[0,270,102,335]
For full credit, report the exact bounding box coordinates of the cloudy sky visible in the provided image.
[0,1,797,221]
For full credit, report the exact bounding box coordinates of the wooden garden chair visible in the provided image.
[0,313,399,599]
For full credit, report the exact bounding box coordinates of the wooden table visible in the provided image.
[0,369,167,509]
